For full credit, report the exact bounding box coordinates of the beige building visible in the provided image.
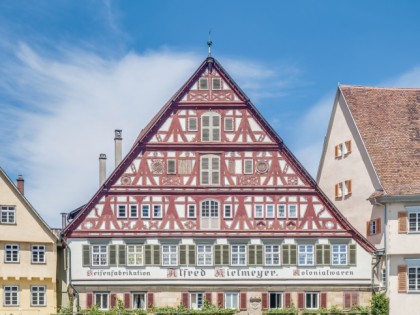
[0,168,59,314]
[317,85,420,315]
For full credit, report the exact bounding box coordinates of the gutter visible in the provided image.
[61,235,80,311]
[372,198,387,293]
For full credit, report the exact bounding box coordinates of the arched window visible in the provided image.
[201,112,221,142]
[200,154,220,185]
[201,200,220,229]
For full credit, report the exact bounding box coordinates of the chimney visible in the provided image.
[60,212,67,229]
[99,154,107,186]
[16,175,24,195]
[114,129,123,168]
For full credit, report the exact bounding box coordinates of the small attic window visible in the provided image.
[212,78,221,90]
[188,117,198,131]
[199,78,208,90]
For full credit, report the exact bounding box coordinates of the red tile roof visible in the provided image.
[340,85,420,195]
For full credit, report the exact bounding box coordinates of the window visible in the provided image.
[141,205,150,218]
[1,206,16,224]
[92,245,108,266]
[197,245,212,266]
[224,117,234,131]
[244,160,253,174]
[5,244,19,263]
[201,200,220,229]
[332,244,347,265]
[335,182,343,198]
[4,286,19,306]
[409,212,420,232]
[31,286,46,306]
[381,269,387,285]
[278,205,286,218]
[201,112,221,142]
[188,204,196,218]
[153,205,162,218]
[288,205,297,218]
[191,292,204,309]
[225,292,239,309]
[408,267,420,291]
[127,245,143,266]
[269,292,283,309]
[224,204,232,218]
[231,245,246,266]
[298,245,314,266]
[344,180,352,195]
[32,245,46,263]
[200,155,220,185]
[130,205,138,218]
[369,220,377,235]
[265,245,280,265]
[132,293,146,309]
[305,292,319,309]
[266,205,275,218]
[212,78,222,90]
[344,140,352,154]
[199,78,208,90]
[335,143,343,158]
[167,160,176,174]
[95,292,109,310]
[162,245,177,266]
[188,117,198,131]
[255,205,264,218]
[117,205,127,218]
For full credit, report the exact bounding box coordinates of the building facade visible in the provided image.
[0,168,59,314]
[63,58,375,314]
[317,85,420,315]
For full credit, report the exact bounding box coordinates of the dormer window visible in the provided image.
[201,112,221,142]
[199,78,208,90]
[212,78,221,90]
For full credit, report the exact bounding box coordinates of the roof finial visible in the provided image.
[207,29,212,57]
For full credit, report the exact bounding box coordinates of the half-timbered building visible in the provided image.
[63,56,375,314]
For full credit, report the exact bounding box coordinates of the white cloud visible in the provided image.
[381,66,420,88]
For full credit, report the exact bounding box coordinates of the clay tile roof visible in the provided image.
[340,85,420,195]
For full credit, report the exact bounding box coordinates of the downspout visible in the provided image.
[372,197,388,293]
[61,235,80,311]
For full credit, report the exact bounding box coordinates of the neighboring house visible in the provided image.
[317,85,420,315]
[63,57,375,314]
[0,168,59,314]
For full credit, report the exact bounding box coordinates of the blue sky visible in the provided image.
[0,0,419,227]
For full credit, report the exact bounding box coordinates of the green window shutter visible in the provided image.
[109,245,117,266]
[222,245,230,265]
[256,245,263,265]
[248,245,256,265]
[349,244,357,265]
[282,245,289,265]
[153,245,161,265]
[188,245,196,265]
[290,244,297,265]
[215,245,222,265]
[118,245,126,265]
[82,245,91,267]
[179,245,187,266]
[324,245,331,265]
[316,245,323,265]
[145,245,152,265]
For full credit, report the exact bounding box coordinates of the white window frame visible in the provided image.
[190,292,204,309]
[91,245,108,266]
[30,286,46,306]
[201,112,221,142]
[255,205,264,219]
[278,205,286,218]
[167,159,176,174]
[132,292,147,309]
[266,204,275,218]
[200,154,220,185]
[408,267,420,291]
[409,211,420,233]
[0,206,16,224]
[298,245,314,266]
[331,244,348,265]
[200,200,220,230]
[224,204,233,218]
[5,244,19,263]
[141,204,150,218]
[187,204,196,218]
[288,204,298,218]
[117,204,127,218]
[3,285,19,306]
[31,245,46,264]
[129,205,138,218]
[153,205,162,218]
[224,117,234,132]
[162,245,178,266]
[94,292,109,310]
[225,292,239,309]
[188,117,198,131]
[127,245,144,266]
[269,292,283,309]
[305,292,319,309]
[231,245,246,266]
[244,159,253,174]
[265,245,280,266]
[212,78,222,90]
[199,78,208,90]
[197,245,213,266]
